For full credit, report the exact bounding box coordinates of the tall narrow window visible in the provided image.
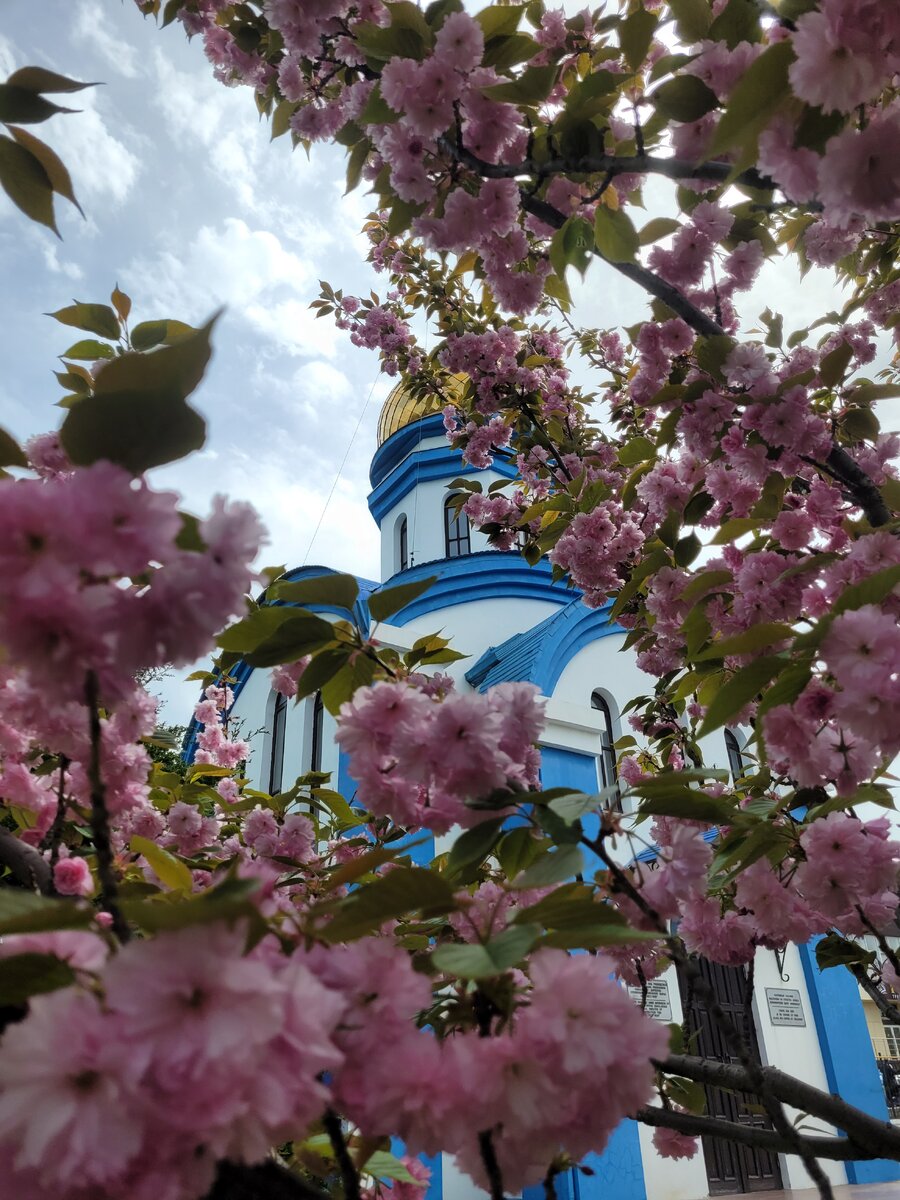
[398,515,409,572]
[444,495,471,558]
[725,729,745,781]
[310,691,325,773]
[591,691,618,790]
[268,691,287,794]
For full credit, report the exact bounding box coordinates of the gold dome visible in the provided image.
[376,375,468,447]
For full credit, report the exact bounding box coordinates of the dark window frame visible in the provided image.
[724,729,745,782]
[310,691,325,773]
[591,691,618,792]
[268,690,288,794]
[444,494,471,558]
[398,515,409,572]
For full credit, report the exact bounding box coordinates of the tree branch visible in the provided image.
[660,1054,900,1160]
[850,963,900,1026]
[519,193,726,338]
[0,827,52,894]
[322,1108,360,1200]
[635,1105,876,1161]
[824,445,893,527]
[85,671,130,944]
[205,1159,331,1200]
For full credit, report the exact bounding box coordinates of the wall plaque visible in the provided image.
[628,979,673,1022]
[765,987,806,1027]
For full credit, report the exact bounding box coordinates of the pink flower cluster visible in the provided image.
[0,462,263,706]
[549,501,645,608]
[193,684,249,769]
[335,679,545,832]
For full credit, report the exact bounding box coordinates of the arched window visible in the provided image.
[268,690,287,794]
[591,691,618,791]
[725,729,745,782]
[310,691,325,773]
[398,515,409,572]
[444,495,471,558]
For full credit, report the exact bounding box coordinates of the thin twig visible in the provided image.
[478,1129,506,1200]
[322,1108,360,1200]
[84,671,130,943]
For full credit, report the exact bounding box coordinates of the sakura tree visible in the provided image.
[0,3,899,1200]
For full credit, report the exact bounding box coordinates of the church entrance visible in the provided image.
[677,957,784,1195]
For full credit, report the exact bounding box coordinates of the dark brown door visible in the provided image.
[678,957,783,1195]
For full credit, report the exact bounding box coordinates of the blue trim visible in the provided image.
[799,939,900,1184]
[522,1126,645,1200]
[182,567,379,764]
[540,746,603,872]
[373,552,576,626]
[370,413,447,488]
[368,444,517,524]
[466,599,620,696]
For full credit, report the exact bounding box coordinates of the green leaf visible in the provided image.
[6,67,95,94]
[708,42,794,159]
[846,383,900,405]
[696,333,737,378]
[511,844,583,888]
[321,867,456,942]
[815,931,875,971]
[697,655,786,736]
[268,573,360,613]
[0,890,93,936]
[369,575,437,622]
[0,84,75,124]
[8,125,82,215]
[121,877,262,933]
[666,1076,707,1115]
[431,923,540,978]
[130,834,193,892]
[696,622,794,660]
[549,788,618,824]
[60,317,218,474]
[818,340,853,388]
[476,5,524,39]
[48,302,120,339]
[0,134,56,233]
[619,8,657,72]
[549,216,594,280]
[619,435,656,465]
[446,817,505,876]
[639,217,680,245]
[61,338,114,360]
[0,426,27,468]
[496,826,542,878]
[708,0,760,47]
[0,952,76,1004]
[652,76,718,123]
[594,206,639,264]
[668,0,712,41]
[481,64,557,104]
[674,532,701,567]
[638,788,736,824]
[832,564,900,616]
[217,607,298,652]
[130,320,169,351]
[362,1151,426,1187]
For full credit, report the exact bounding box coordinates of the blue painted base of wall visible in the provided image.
[799,938,900,1184]
[522,1122,646,1200]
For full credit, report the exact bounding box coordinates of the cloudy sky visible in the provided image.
[0,2,864,720]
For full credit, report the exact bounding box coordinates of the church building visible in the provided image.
[188,383,900,1200]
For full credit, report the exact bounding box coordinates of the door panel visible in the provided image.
[677,958,783,1195]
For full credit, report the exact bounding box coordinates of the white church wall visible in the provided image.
[751,945,848,1189]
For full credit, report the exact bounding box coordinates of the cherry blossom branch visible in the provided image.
[634,1105,875,1161]
[0,827,52,893]
[518,193,726,338]
[85,671,131,944]
[660,1054,900,1160]
[322,1108,361,1200]
[206,1159,331,1200]
[40,754,70,876]
[849,964,900,1025]
[478,1129,507,1200]
[823,446,893,527]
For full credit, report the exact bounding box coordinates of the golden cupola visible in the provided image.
[375,375,468,447]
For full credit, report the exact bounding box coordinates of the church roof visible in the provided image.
[465,596,619,696]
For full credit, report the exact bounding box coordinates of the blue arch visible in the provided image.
[368,444,517,524]
[466,598,621,696]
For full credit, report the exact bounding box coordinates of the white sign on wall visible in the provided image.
[765,987,806,1027]
[628,979,673,1022]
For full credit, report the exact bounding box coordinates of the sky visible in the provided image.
[0,1,870,722]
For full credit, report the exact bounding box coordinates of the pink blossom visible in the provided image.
[53,855,94,897]
[653,1124,700,1160]
[818,108,900,225]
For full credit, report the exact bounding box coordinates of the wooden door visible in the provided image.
[678,957,783,1195]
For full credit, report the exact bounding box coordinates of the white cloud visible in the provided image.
[0,33,18,77]
[123,217,313,322]
[72,1,140,78]
[37,87,142,206]
[41,241,84,280]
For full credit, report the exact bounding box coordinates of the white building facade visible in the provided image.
[193,386,900,1200]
